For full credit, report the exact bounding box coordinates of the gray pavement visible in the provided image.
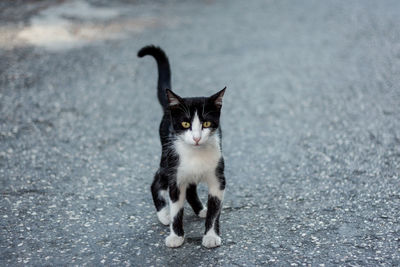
[1,0,400,265]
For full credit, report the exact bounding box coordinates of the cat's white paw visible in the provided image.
[165,234,184,248]
[198,208,207,218]
[157,208,170,226]
[202,233,221,248]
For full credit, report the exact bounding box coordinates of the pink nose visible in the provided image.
[193,137,201,143]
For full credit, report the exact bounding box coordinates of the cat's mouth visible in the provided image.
[191,142,202,147]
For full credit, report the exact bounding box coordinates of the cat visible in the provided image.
[137,45,226,248]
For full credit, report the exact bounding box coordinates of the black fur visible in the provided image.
[138,45,226,246]
[137,45,171,110]
[172,208,184,236]
[216,158,226,191]
[150,171,168,211]
[205,196,222,235]
[186,184,204,215]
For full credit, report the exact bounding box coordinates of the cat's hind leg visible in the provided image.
[151,170,170,225]
[186,184,207,218]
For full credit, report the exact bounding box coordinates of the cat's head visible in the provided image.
[166,87,226,146]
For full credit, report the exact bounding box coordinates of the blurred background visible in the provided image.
[1,0,399,265]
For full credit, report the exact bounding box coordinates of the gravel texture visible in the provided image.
[1,0,400,266]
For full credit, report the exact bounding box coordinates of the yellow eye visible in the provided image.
[181,121,190,128]
[203,121,212,128]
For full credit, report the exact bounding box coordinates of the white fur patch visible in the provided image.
[169,187,185,218]
[191,112,202,140]
[159,189,169,205]
[202,229,221,248]
[174,134,221,186]
[198,208,207,218]
[157,207,170,226]
[207,178,225,200]
[165,233,184,248]
[156,190,170,225]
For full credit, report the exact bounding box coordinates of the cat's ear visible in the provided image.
[166,89,182,107]
[210,87,226,108]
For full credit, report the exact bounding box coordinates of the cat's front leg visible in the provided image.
[203,170,225,248]
[165,182,186,248]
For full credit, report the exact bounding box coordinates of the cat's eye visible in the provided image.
[181,121,191,128]
[203,121,212,128]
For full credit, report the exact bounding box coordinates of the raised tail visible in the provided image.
[137,45,171,109]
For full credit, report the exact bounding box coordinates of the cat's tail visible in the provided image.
[138,45,171,109]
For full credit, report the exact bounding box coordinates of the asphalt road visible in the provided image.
[1,0,400,266]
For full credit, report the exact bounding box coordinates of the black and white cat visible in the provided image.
[138,45,226,248]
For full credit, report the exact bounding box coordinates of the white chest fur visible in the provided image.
[174,136,221,185]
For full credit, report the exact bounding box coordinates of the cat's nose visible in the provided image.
[193,137,201,144]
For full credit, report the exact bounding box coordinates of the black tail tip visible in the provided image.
[137,45,161,58]
[137,47,148,58]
